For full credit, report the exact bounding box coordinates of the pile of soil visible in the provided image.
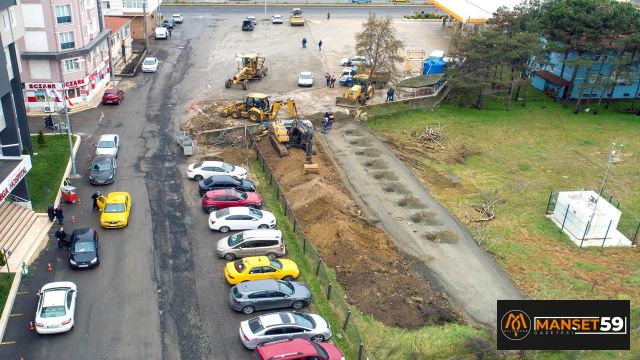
[256,134,456,328]
[182,101,244,136]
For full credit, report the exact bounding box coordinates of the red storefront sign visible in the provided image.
[0,156,32,204]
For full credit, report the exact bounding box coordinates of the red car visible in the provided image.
[102,89,124,104]
[201,188,262,213]
[253,338,344,360]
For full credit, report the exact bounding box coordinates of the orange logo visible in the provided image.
[501,310,532,340]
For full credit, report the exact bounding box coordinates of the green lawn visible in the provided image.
[28,135,74,212]
[368,93,640,359]
[0,272,13,316]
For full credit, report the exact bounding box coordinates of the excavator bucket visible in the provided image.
[335,96,359,108]
[302,163,319,175]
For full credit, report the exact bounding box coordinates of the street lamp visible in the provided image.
[59,61,78,177]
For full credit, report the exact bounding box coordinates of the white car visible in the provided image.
[340,55,370,67]
[187,161,248,180]
[155,27,168,40]
[141,57,159,73]
[271,14,283,24]
[297,71,314,87]
[95,134,120,157]
[209,207,276,233]
[239,312,332,349]
[172,14,183,23]
[35,282,77,334]
[247,16,257,26]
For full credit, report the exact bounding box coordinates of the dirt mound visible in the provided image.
[182,101,244,136]
[256,134,456,328]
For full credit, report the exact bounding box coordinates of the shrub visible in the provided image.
[37,131,46,147]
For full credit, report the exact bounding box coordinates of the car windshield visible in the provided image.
[228,232,244,247]
[98,140,115,148]
[292,312,315,328]
[249,208,262,219]
[193,162,202,169]
[232,287,243,299]
[104,203,125,213]
[270,259,283,270]
[220,163,235,172]
[234,260,246,273]
[300,73,312,80]
[215,208,230,218]
[248,318,263,334]
[143,59,156,65]
[93,161,111,171]
[278,281,294,295]
[40,305,66,318]
[312,342,330,359]
[73,241,95,253]
[273,15,282,18]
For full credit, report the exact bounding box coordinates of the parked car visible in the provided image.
[89,155,116,185]
[172,14,183,23]
[198,175,256,196]
[102,88,124,105]
[69,228,100,269]
[225,256,299,285]
[209,207,276,233]
[95,134,120,157]
[242,19,254,31]
[96,192,132,228]
[297,71,314,87]
[155,27,168,40]
[338,66,358,86]
[230,279,311,314]
[162,19,175,29]
[247,16,257,25]
[271,14,284,24]
[254,338,345,360]
[352,0,371,3]
[340,55,370,67]
[239,312,332,349]
[202,188,262,213]
[142,57,159,72]
[187,161,248,181]
[217,229,285,260]
[35,282,77,334]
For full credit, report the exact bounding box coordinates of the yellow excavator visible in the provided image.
[219,94,299,122]
[224,53,268,90]
[268,119,319,174]
[335,74,375,108]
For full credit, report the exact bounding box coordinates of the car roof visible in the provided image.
[237,279,280,292]
[201,160,224,166]
[93,154,114,162]
[106,192,129,202]
[72,227,95,238]
[241,229,282,239]
[256,338,318,358]
[104,88,118,93]
[299,71,312,76]
[227,207,252,215]
[247,93,269,99]
[207,188,237,196]
[99,134,118,141]
[172,13,181,16]
[41,281,76,292]
[144,56,157,61]
[243,256,271,267]
[273,14,282,17]
[42,288,68,307]
[206,174,237,182]
[259,312,294,328]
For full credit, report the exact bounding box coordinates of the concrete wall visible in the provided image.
[361,84,450,117]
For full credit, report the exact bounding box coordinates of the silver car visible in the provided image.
[239,312,331,349]
[217,229,285,260]
[229,279,311,314]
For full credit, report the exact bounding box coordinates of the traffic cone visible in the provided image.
[71,215,77,224]
[28,321,35,331]
[47,263,53,271]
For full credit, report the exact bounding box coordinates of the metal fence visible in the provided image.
[251,137,372,360]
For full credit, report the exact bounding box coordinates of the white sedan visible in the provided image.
[95,133,120,157]
[209,207,276,233]
[297,72,314,87]
[187,161,248,180]
[340,55,370,67]
[271,14,284,24]
[141,57,159,73]
[35,282,77,334]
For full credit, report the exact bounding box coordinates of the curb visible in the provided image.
[0,271,22,342]
[161,2,432,6]
[115,49,147,77]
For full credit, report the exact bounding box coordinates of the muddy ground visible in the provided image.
[254,129,456,328]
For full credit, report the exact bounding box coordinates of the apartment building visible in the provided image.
[105,16,132,68]
[101,0,161,40]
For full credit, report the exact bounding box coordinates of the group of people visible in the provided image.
[47,204,65,225]
[301,38,323,51]
[324,73,336,88]
[52,191,103,248]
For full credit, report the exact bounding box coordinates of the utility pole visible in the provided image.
[59,63,77,177]
[143,0,149,50]
[586,143,622,236]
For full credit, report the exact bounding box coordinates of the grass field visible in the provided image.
[368,93,640,359]
[27,135,74,212]
[0,273,13,315]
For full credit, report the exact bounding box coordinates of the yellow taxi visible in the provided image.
[224,256,299,285]
[96,192,131,228]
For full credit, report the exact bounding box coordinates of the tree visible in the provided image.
[354,13,404,80]
[37,130,46,147]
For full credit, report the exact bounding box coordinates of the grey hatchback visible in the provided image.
[229,279,312,314]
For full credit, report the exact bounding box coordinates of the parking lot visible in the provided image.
[0,5,438,359]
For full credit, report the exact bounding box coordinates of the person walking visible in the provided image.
[327,12,330,21]
[386,87,395,102]
[321,115,329,134]
[54,205,64,225]
[302,37,307,48]
[318,40,323,51]
[327,112,334,129]
[325,73,331,87]
[91,191,101,211]
[330,75,336,88]
[55,227,67,248]
[168,28,172,38]
[47,204,55,222]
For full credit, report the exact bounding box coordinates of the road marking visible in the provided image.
[16,291,28,295]
[0,341,16,345]
[98,111,105,124]
[9,313,23,317]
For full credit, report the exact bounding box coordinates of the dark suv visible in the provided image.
[69,228,100,269]
[198,175,255,196]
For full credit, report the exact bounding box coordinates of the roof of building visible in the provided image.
[104,17,131,33]
[534,70,572,87]
[431,0,522,23]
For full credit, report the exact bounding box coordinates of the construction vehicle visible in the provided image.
[266,119,318,174]
[224,53,268,90]
[335,74,375,108]
[219,94,299,122]
[289,8,305,26]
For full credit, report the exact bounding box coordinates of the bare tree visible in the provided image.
[354,13,404,78]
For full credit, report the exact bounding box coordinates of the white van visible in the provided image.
[155,27,168,40]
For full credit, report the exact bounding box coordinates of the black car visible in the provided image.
[242,19,254,31]
[69,228,100,269]
[198,175,256,196]
[162,19,175,29]
[89,155,116,185]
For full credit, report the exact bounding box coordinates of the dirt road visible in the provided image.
[324,120,524,327]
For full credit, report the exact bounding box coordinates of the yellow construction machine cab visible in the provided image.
[245,93,270,113]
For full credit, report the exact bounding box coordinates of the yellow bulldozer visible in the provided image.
[224,53,268,90]
[335,74,375,108]
[219,94,300,122]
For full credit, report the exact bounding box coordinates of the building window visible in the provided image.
[2,12,8,30]
[102,1,111,9]
[59,31,75,50]
[9,8,16,27]
[123,0,143,9]
[63,58,80,72]
[55,5,72,24]
[124,23,130,38]
[5,47,13,80]
[84,0,93,10]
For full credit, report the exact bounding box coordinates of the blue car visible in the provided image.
[352,0,371,3]
[338,66,359,86]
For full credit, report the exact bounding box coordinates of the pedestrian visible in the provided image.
[327,112,334,129]
[321,116,329,134]
[330,75,336,88]
[302,37,307,49]
[47,204,55,222]
[318,40,323,51]
[168,28,172,37]
[386,86,395,102]
[327,12,330,21]
[325,73,331,87]
[54,205,64,225]
[55,227,67,248]
[91,191,101,210]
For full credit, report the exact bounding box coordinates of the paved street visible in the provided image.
[1,5,434,359]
